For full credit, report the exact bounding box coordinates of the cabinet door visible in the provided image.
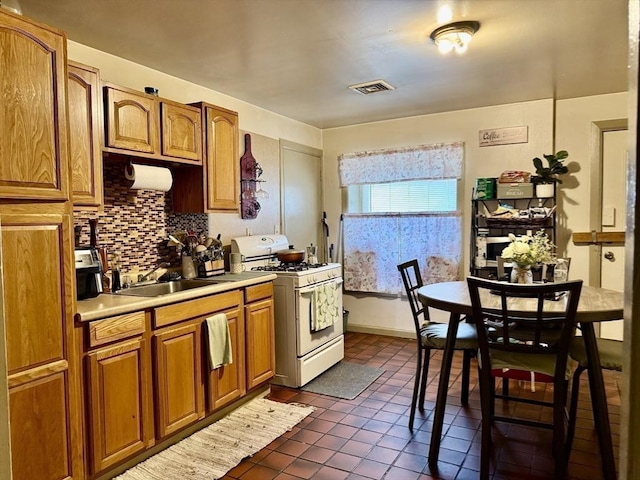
[105,86,159,154]
[206,307,246,412]
[161,102,202,162]
[204,106,239,212]
[0,11,70,201]
[9,372,73,480]
[153,323,204,438]
[68,61,103,208]
[3,210,80,480]
[245,298,275,389]
[86,338,151,474]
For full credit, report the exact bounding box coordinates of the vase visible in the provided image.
[511,265,533,284]
[536,183,555,198]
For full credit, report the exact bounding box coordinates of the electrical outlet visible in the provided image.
[246,227,252,236]
[274,224,280,234]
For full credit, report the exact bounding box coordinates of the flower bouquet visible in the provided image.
[501,230,554,283]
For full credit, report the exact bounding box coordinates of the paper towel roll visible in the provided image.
[124,164,173,191]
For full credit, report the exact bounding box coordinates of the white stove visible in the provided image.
[231,234,344,387]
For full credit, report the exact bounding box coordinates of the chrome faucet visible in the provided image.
[138,262,170,283]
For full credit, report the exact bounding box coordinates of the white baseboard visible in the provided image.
[345,324,414,339]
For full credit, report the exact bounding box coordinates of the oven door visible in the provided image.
[296,278,343,357]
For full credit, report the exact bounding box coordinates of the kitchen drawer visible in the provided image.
[88,311,146,347]
[245,282,273,303]
[154,290,242,328]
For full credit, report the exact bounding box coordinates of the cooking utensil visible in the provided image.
[321,211,329,263]
[278,245,305,263]
[168,235,185,248]
[335,213,344,265]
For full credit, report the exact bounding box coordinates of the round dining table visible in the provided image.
[418,281,623,480]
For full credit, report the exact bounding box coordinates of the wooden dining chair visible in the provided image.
[397,260,477,430]
[466,276,583,480]
[499,257,573,397]
[565,337,623,455]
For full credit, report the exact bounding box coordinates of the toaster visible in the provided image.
[75,248,103,300]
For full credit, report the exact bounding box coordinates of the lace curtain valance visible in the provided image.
[338,141,464,187]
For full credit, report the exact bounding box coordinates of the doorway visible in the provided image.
[279,140,323,254]
[589,121,628,340]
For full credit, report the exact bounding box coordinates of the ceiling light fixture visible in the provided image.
[430,21,480,55]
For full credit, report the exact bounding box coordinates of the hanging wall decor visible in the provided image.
[240,133,268,219]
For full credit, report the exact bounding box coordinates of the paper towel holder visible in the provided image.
[124,161,174,192]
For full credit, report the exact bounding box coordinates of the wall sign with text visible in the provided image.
[479,126,528,147]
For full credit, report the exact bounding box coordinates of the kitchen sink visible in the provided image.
[115,279,221,297]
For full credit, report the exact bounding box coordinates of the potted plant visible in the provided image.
[532,150,569,197]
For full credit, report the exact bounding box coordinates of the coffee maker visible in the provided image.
[75,248,103,299]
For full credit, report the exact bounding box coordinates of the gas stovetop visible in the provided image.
[251,262,329,272]
[250,262,342,285]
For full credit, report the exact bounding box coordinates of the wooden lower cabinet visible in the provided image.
[206,306,246,412]
[9,371,74,480]
[78,283,275,477]
[245,296,276,389]
[86,338,152,474]
[153,322,204,438]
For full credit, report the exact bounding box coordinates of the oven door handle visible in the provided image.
[299,278,343,295]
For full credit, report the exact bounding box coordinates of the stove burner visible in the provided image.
[251,262,329,272]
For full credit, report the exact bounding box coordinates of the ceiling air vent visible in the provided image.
[349,80,395,95]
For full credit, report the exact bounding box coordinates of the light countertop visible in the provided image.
[75,272,277,322]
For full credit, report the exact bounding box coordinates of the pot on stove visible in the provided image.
[277,245,305,263]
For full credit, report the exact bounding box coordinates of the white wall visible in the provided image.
[322,100,554,334]
[555,93,628,284]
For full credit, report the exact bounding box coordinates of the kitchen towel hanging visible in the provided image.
[205,313,232,369]
[125,163,173,191]
[311,280,339,332]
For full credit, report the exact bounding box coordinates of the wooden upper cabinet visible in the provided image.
[205,105,239,211]
[103,83,203,166]
[161,101,202,162]
[0,10,70,201]
[68,61,103,208]
[104,84,159,155]
[172,103,239,213]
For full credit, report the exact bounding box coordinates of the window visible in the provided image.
[338,142,464,294]
[349,179,457,214]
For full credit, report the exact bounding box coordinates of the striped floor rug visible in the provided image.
[114,397,314,480]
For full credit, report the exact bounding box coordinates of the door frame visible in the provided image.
[588,118,628,287]
[279,139,323,245]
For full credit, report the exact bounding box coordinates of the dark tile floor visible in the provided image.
[223,332,621,480]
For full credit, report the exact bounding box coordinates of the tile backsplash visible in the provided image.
[74,157,208,273]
